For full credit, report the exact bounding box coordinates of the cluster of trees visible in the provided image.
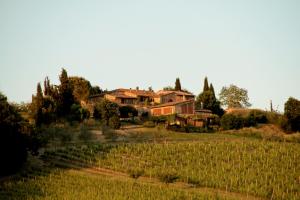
[0,92,30,176]
[195,77,224,116]
[30,69,102,126]
[93,99,121,129]
[163,78,191,93]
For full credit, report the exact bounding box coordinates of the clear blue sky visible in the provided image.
[0,0,299,111]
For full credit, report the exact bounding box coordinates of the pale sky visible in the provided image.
[0,0,299,111]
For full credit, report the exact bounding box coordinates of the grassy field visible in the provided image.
[1,126,299,200]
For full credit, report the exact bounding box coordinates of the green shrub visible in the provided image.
[220,114,244,130]
[119,106,138,118]
[249,110,267,124]
[109,115,121,129]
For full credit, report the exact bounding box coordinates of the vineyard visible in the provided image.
[1,131,300,199]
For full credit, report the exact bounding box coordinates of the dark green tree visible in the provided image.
[209,83,215,97]
[89,86,102,96]
[284,97,300,132]
[203,77,209,92]
[163,86,175,91]
[175,78,182,91]
[195,78,224,116]
[69,76,91,102]
[57,68,75,116]
[119,105,138,118]
[30,83,44,126]
[96,99,120,129]
[0,92,27,176]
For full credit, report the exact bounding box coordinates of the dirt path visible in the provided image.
[52,160,265,200]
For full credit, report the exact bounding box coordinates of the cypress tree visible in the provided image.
[175,78,182,91]
[203,77,209,92]
[209,83,216,98]
[58,68,75,116]
[36,83,43,109]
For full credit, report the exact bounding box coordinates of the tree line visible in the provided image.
[1,69,300,176]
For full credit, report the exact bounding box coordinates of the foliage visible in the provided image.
[162,86,174,91]
[195,77,224,116]
[89,85,103,96]
[94,99,120,129]
[220,114,244,130]
[203,77,209,92]
[219,84,251,109]
[119,105,138,118]
[69,104,90,122]
[248,109,267,123]
[0,92,27,176]
[109,115,121,129]
[284,97,300,132]
[175,78,182,91]
[68,76,91,102]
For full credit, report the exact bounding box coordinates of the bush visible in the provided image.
[109,115,121,129]
[143,121,155,128]
[69,104,90,122]
[119,106,138,118]
[284,97,300,132]
[249,110,267,124]
[220,114,244,130]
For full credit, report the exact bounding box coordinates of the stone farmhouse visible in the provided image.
[87,88,215,127]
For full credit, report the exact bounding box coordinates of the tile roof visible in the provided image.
[113,88,156,97]
[151,99,194,108]
[156,90,194,96]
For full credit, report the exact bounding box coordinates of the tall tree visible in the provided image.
[30,83,44,126]
[175,78,182,91]
[57,68,75,116]
[209,83,215,98]
[203,77,209,92]
[97,99,120,128]
[219,84,251,109]
[68,76,91,102]
[0,92,27,176]
[196,78,224,116]
[284,97,300,132]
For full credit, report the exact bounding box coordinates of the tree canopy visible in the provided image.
[219,84,251,109]
[195,77,224,116]
[175,78,182,91]
[0,92,27,176]
[284,97,300,132]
